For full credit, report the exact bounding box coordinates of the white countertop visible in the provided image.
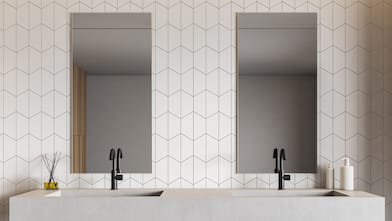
[11,188,382,199]
[10,188,385,221]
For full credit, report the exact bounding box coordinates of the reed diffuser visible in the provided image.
[42,152,61,190]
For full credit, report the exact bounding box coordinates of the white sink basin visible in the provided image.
[45,189,163,197]
[230,189,348,197]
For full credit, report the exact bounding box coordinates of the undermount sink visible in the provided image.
[45,189,163,197]
[230,189,348,197]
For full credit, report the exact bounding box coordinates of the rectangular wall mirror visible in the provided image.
[237,13,317,173]
[71,13,152,173]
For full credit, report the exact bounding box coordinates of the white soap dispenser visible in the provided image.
[326,163,334,189]
[340,158,354,190]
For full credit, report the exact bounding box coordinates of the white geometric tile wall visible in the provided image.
[0,0,390,221]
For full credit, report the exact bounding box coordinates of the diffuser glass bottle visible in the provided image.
[42,152,61,190]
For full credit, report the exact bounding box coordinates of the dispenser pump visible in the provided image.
[343,158,350,166]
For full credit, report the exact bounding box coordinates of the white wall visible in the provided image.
[0,0,389,220]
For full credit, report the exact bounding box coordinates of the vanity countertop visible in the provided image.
[12,188,382,198]
[10,189,384,221]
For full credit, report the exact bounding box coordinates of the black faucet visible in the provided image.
[116,148,123,173]
[274,148,291,190]
[273,148,278,173]
[110,148,123,190]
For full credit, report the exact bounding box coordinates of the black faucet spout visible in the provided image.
[273,148,278,173]
[116,148,123,173]
[279,149,286,172]
[110,148,123,190]
[274,148,291,190]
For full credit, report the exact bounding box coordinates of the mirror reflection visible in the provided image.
[237,13,317,173]
[71,13,152,173]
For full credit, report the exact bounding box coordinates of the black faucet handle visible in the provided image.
[283,174,291,181]
[115,174,123,180]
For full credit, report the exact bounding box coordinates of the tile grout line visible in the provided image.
[39,0,43,190]
[27,0,30,191]
[2,0,5,216]
[15,0,18,196]
[356,0,359,190]
[204,1,207,188]
[155,0,157,189]
[53,1,57,188]
[180,1,187,187]
[230,0,233,188]
[218,0,220,188]
[192,0,195,188]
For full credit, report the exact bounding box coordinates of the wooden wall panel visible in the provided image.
[72,65,86,173]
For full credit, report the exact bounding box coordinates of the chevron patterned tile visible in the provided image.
[0,0,391,220]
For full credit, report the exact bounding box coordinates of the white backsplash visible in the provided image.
[0,0,391,220]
